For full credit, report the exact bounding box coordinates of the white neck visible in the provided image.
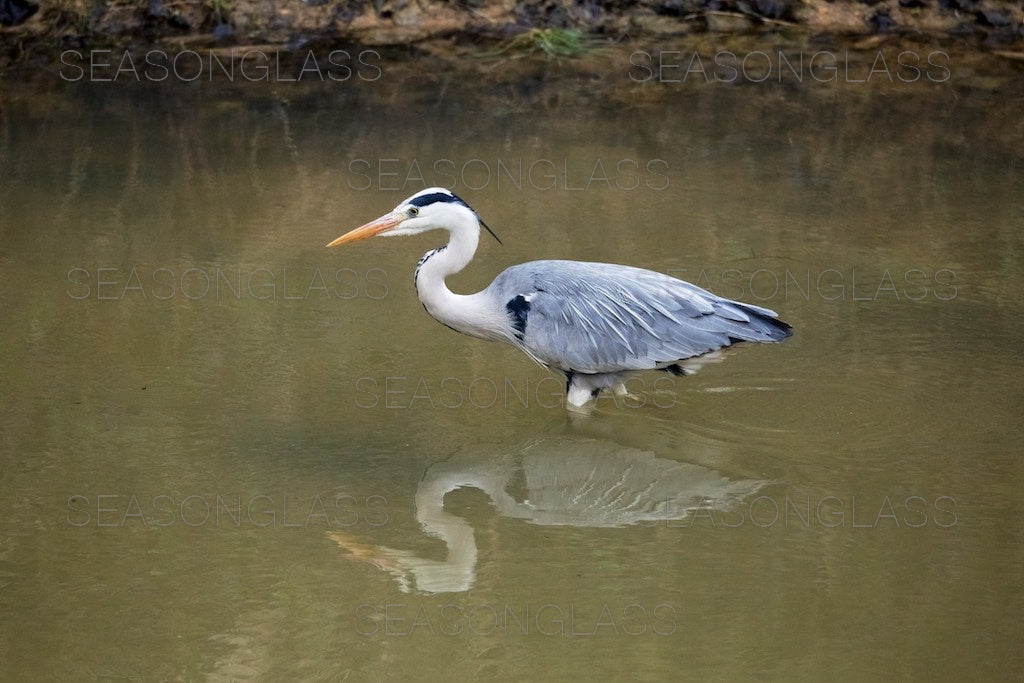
[414,212,510,342]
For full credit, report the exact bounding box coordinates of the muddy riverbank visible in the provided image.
[1,0,1022,77]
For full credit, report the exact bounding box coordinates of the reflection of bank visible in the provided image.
[329,438,763,594]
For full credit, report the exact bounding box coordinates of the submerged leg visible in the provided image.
[611,381,645,406]
[566,381,596,409]
[565,372,628,409]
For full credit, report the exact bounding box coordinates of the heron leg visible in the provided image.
[566,372,633,409]
[610,381,645,407]
[566,382,596,409]
[565,371,603,408]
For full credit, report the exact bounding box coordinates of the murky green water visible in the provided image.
[2,49,1023,679]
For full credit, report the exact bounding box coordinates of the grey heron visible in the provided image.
[326,187,792,408]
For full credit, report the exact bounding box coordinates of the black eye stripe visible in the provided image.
[402,191,503,245]
[407,191,468,208]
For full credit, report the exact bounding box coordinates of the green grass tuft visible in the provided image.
[491,28,599,60]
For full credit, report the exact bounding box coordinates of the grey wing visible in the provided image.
[489,260,792,375]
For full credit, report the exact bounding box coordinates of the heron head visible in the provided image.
[326,187,501,248]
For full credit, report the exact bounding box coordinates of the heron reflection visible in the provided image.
[329,438,764,594]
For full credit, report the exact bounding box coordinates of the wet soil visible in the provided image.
[1,0,1022,76]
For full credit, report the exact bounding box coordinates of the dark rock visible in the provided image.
[654,0,697,16]
[868,9,894,32]
[515,3,570,29]
[89,3,106,25]
[212,22,233,40]
[976,9,1011,28]
[167,13,191,30]
[937,0,977,10]
[754,0,792,19]
[898,0,927,7]
[331,3,360,23]
[0,0,36,26]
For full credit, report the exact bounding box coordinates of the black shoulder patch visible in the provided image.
[506,294,531,341]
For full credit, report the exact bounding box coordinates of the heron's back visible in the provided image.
[487,260,792,374]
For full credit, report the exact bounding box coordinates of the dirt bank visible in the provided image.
[1,0,1022,74]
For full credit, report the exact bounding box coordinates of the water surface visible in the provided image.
[1,53,1022,678]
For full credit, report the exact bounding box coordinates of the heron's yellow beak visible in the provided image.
[326,212,403,248]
